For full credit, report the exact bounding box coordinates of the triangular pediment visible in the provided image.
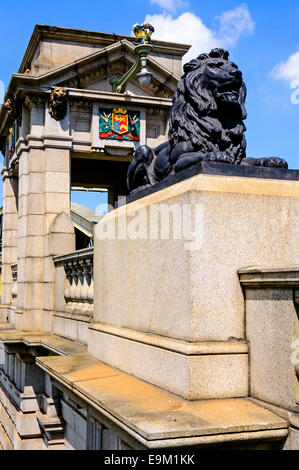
[0,29,188,134]
[21,40,181,99]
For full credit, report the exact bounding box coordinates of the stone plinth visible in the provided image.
[239,267,299,412]
[89,173,299,399]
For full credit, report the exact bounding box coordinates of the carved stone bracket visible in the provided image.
[4,98,18,118]
[1,165,18,180]
[0,136,6,156]
[4,98,22,123]
[48,87,68,121]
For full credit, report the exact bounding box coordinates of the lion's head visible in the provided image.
[48,87,68,121]
[168,48,247,164]
[4,98,21,121]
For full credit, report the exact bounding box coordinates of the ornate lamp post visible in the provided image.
[111,22,155,94]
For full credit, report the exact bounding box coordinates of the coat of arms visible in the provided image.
[7,125,16,159]
[112,110,129,135]
[99,108,140,141]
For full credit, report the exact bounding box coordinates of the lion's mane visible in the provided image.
[48,87,68,121]
[167,48,247,166]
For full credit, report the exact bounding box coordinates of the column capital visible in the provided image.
[24,94,46,111]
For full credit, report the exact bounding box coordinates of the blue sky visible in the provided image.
[0,0,299,210]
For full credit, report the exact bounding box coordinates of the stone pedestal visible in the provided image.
[239,267,299,412]
[89,173,299,400]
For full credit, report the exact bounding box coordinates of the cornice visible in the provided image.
[67,88,172,108]
[0,85,172,138]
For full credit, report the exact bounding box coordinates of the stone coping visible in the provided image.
[0,330,86,356]
[53,310,92,323]
[36,353,288,448]
[127,161,299,204]
[107,173,299,223]
[238,266,299,288]
[53,247,94,265]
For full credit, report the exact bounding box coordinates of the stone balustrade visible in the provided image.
[54,248,94,314]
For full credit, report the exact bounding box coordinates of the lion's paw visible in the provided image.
[206,151,233,164]
[253,157,288,169]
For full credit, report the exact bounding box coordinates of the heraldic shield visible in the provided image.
[112,109,129,135]
[99,107,140,141]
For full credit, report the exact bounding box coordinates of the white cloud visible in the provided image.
[150,0,188,12]
[146,12,218,59]
[215,3,255,47]
[271,51,299,86]
[145,3,255,65]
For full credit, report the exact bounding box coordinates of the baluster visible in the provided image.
[77,261,85,310]
[70,261,79,307]
[88,262,94,306]
[64,263,72,305]
[81,260,90,309]
[56,251,94,314]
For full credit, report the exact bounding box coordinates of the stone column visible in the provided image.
[16,94,74,332]
[0,168,18,323]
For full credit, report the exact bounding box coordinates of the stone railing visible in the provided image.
[11,264,17,304]
[53,248,94,314]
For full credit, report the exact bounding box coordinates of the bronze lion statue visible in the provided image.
[127,48,287,193]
